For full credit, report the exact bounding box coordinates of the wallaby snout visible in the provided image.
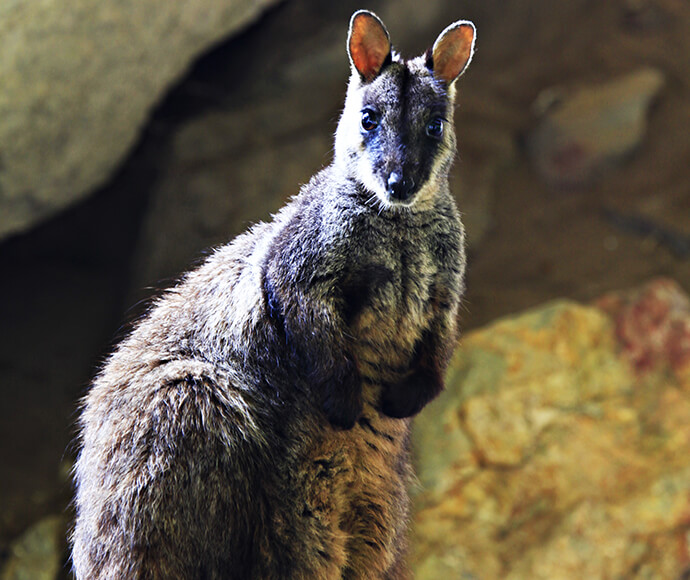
[386,170,415,202]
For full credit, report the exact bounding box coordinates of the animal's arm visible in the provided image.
[380,280,461,419]
[262,267,363,429]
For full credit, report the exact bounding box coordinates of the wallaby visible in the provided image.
[72,10,475,579]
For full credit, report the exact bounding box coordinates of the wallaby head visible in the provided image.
[335,10,476,209]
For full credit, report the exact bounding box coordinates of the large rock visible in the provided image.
[0,516,65,580]
[132,94,338,289]
[527,68,665,188]
[412,280,690,579]
[0,0,280,241]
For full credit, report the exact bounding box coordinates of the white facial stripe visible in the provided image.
[355,153,392,210]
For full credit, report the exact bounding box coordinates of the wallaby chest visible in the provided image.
[342,212,456,377]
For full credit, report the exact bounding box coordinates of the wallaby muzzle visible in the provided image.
[386,170,415,202]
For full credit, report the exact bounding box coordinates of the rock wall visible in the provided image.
[0,0,280,241]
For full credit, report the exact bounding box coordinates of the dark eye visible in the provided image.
[360,109,379,132]
[426,117,444,139]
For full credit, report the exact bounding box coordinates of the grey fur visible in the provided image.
[72,11,475,579]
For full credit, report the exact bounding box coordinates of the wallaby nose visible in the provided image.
[386,171,414,201]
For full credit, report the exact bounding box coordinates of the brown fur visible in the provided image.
[72,11,475,579]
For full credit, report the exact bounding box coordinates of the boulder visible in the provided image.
[0,0,280,241]
[412,280,690,579]
[0,516,65,580]
[527,68,665,188]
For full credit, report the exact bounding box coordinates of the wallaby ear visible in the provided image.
[348,10,392,82]
[429,21,476,85]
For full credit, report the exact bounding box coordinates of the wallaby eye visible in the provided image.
[426,117,444,139]
[360,109,379,132]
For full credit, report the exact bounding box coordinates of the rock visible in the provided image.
[527,68,665,188]
[1,516,65,580]
[412,287,690,579]
[129,6,349,289]
[132,105,334,287]
[595,277,690,379]
[0,0,281,242]
[621,0,671,31]
[451,127,516,250]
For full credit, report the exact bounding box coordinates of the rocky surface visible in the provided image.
[0,0,280,241]
[412,279,690,579]
[0,516,65,580]
[528,68,665,188]
[596,277,690,378]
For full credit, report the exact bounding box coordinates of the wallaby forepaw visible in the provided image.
[379,369,443,419]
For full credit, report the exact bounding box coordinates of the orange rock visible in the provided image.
[412,287,690,579]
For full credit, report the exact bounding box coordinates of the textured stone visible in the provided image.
[451,126,516,250]
[595,278,690,379]
[528,68,665,188]
[133,109,333,287]
[0,0,280,241]
[412,287,690,579]
[0,516,64,580]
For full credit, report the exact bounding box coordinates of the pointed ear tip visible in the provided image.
[349,10,390,44]
[452,19,476,30]
[452,21,477,42]
[348,10,366,36]
[433,20,477,55]
[350,10,383,27]
[350,9,368,23]
[464,23,477,45]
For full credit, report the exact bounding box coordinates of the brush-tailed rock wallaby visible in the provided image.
[72,10,475,579]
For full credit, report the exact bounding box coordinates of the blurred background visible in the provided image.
[1,0,689,577]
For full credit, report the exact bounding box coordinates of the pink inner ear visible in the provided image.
[351,41,388,80]
[349,15,390,81]
[433,25,475,84]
